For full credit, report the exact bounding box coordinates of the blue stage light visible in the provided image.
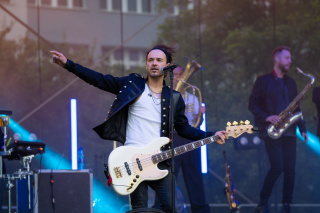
[296,127,320,156]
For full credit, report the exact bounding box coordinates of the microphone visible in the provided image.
[161,64,177,74]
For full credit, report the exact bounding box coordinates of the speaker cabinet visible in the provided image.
[33,169,93,213]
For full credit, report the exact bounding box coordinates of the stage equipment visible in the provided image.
[6,140,45,160]
[33,169,93,213]
[175,57,203,127]
[0,110,46,213]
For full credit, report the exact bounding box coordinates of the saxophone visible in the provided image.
[267,68,315,139]
[223,151,239,212]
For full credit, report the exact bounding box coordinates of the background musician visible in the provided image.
[171,65,210,213]
[248,46,308,213]
[153,65,209,213]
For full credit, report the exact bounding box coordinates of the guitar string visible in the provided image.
[115,135,222,175]
[116,134,222,173]
[114,135,222,174]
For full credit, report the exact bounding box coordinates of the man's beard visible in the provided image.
[149,71,164,79]
[278,63,290,73]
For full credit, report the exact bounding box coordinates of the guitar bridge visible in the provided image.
[114,166,122,178]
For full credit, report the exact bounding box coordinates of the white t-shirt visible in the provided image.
[125,83,161,147]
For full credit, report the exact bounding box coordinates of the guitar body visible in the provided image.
[108,137,170,196]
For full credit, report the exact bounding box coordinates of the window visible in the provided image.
[112,0,121,10]
[100,0,107,10]
[58,0,67,6]
[100,0,157,14]
[129,50,139,61]
[114,49,123,60]
[28,0,85,8]
[142,0,151,13]
[128,0,137,12]
[41,0,51,5]
[73,0,83,7]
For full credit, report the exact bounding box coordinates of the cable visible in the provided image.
[50,169,55,212]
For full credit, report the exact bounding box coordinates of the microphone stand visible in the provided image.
[169,70,175,213]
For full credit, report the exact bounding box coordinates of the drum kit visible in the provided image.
[0,110,46,213]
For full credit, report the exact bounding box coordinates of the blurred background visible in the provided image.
[0,0,320,213]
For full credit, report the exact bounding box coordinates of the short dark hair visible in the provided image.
[146,44,176,64]
[271,46,291,58]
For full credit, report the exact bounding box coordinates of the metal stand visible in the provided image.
[3,156,34,213]
[168,70,175,213]
[16,156,35,209]
[1,111,35,212]
[0,112,11,178]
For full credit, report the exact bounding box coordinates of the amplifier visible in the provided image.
[33,169,93,213]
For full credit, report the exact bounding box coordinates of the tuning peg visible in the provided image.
[245,120,250,125]
[232,121,238,126]
[239,120,244,125]
[227,122,231,127]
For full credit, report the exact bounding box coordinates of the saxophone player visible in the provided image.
[248,46,308,213]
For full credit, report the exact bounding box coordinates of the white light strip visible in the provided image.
[200,103,208,174]
[71,99,78,170]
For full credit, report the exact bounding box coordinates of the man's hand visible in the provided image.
[301,132,308,144]
[215,130,228,145]
[50,50,67,67]
[266,115,280,124]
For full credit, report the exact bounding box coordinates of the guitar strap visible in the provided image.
[173,92,180,113]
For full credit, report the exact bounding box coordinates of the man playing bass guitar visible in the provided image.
[50,44,228,213]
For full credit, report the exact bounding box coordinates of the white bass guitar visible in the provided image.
[108,121,255,195]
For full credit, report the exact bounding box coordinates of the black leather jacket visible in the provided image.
[248,71,306,138]
[65,60,214,145]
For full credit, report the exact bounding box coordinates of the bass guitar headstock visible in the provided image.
[226,120,257,138]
